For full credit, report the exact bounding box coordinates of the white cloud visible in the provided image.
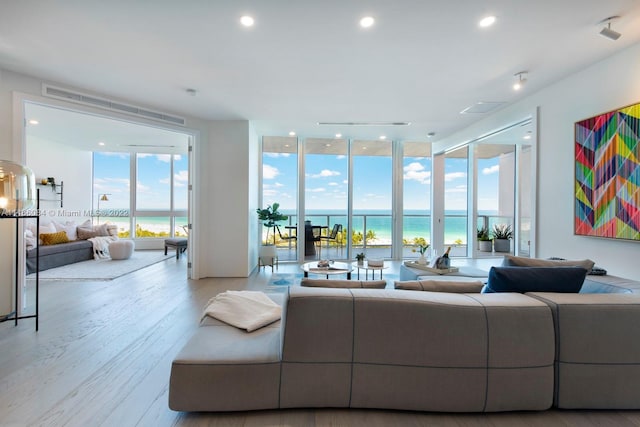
[274,182,284,187]
[309,169,340,178]
[342,179,348,184]
[306,187,326,193]
[403,162,431,184]
[174,170,188,183]
[156,154,172,163]
[444,171,466,181]
[482,164,500,175]
[446,185,468,193]
[263,164,280,179]
[136,182,151,192]
[336,155,346,160]
[264,153,291,158]
[328,182,339,186]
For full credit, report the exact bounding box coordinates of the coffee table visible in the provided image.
[302,261,352,280]
[352,262,388,280]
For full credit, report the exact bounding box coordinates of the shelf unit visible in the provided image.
[0,190,39,330]
[36,180,63,207]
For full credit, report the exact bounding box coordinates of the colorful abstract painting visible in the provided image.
[575,103,640,241]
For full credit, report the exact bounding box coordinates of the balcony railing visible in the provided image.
[262,213,514,261]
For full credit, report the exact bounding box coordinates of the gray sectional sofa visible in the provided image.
[26,240,93,274]
[169,273,640,413]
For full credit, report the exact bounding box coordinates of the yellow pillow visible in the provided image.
[40,231,70,245]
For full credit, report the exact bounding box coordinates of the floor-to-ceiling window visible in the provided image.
[352,139,393,259]
[444,146,468,256]
[93,151,188,239]
[402,141,432,259]
[304,138,348,260]
[261,136,298,261]
[93,152,131,236]
[475,144,516,255]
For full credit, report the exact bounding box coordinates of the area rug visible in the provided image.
[26,250,174,281]
[267,274,302,287]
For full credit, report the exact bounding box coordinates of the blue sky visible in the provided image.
[93,152,188,210]
[263,148,501,212]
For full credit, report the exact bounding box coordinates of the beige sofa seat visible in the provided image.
[528,291,640,409]
[347,290,554,412]
[169,294,285,412]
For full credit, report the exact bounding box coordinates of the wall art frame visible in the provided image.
[575,102,640,241]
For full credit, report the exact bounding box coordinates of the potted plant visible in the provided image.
[492,224,513,252]
[256,203,288,260]
[477,226,492,252]
[355,252,366,266]
[411,241,430,265]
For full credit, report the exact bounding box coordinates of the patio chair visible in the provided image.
[276,225,297,247]
[319,224,342,257]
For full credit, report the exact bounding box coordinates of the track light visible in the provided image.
[513,71,527,91]
[599,16,621,41]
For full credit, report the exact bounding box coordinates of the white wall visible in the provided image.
[437,42,640,278]
[202,120,257,277]
[26,135,92,224]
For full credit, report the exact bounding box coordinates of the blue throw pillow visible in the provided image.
[482,266,588,293]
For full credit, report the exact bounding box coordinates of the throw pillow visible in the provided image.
[482,266,588,294]
[77,221,110,239]
[40,231,70,246]
[53,220,78,241]
[502,254,595,272]
[395,279,484,293]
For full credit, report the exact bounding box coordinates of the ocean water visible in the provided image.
[105,211,503,245]
[280,210,500,244]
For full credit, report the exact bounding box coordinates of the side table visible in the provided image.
[352,262,388,280]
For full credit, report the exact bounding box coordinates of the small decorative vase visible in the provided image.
[417,254,427,265]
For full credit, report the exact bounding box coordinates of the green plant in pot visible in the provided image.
[256,203,288,259]
[477,226,492,252]
[492,224,513,252]
[355,252,366,265]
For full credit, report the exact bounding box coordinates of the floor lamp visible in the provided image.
[96,193,110,224]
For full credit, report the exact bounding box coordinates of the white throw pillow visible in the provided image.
[38,223,56,243]
[53,220,78,241]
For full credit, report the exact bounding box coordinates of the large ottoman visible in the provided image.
[109,240,135,260]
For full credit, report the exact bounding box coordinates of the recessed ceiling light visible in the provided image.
[28,119,39,125]
[360,16,375,28]
[335,133,342,138]
[325,143,332,147]
[427,132,436,138]
[284,144,290,148]
[98,142,105,146]
[523,131,532,140]
[289,131,296,136]
[479,16,496,28]
[240,15,254,27]
[379,136,386,140]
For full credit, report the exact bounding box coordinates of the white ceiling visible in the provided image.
[2,0,640,142]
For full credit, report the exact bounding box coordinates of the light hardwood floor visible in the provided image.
[2,257,640,426]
